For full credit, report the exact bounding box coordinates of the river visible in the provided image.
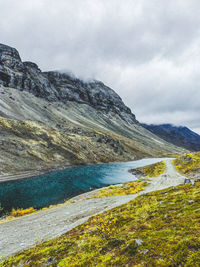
[0,158,166,212]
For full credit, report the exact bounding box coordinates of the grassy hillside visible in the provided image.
[2,182,200,266]
[173,152,200,180]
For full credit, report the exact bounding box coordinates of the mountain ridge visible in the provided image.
[0,43,136,124]
[142,123,200,151]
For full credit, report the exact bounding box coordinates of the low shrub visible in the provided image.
[10,207,36,217]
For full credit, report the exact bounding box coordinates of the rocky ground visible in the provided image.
[0,159,186,258]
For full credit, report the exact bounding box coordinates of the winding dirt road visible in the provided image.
[0,159,186,258]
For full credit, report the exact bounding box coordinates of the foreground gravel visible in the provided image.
[0,160,186,258]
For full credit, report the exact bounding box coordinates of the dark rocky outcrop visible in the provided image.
[0,43,137,124]
[142,123,200,151]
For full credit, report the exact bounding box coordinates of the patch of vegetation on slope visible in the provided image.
[87,180,147,199]
[2,182,200,267]
[173,152,200,180]
[130,161,166,178]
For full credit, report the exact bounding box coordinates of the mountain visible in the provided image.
[0,44,135,124]
[142,123,200,151]
[0,43,186,176]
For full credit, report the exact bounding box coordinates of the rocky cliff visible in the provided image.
[0,44,186,176]
[0,43,136,124]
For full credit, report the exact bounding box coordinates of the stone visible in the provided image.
[184,178,192,184]
[188,200,195,204]
[46,257,57,266]
[135,238,143,246]
[139,249,149,254]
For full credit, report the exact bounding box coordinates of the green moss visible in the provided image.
[2,182,200,267]
[136,160,166,178]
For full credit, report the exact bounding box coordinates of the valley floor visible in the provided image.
[0,159,186,258]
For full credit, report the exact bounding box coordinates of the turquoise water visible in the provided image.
[0,158,165,212]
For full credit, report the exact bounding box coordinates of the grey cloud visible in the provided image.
[1,0,200,133]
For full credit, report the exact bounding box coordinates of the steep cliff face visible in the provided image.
[0,44,58,101]
[142,124,200,151]
[0,44,187,175]
[0,43,136,124]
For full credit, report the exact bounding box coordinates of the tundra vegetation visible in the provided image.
[173,152,200,178]
[135,160,166,178]
[87,180,147,199]
[2,181,200,267]
[10,207,36,217]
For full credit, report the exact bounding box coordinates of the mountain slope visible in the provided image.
[142,123,200,151]
[0,44,186,175]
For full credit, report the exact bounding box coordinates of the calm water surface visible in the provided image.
[0,158,166,212]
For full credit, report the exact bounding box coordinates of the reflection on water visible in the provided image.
[0,158,167,212]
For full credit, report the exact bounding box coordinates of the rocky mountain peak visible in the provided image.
[0,43,23,71]
[23,61,41,72]
[0,43,137,124]
[0,43,21,62]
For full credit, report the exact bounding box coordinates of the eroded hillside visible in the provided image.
[0,43,186,175]
[0,86,185,175]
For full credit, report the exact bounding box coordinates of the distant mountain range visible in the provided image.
[142,124,200,152]
[0,43,186,175]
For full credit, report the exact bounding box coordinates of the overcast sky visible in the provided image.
[1,0,200,133]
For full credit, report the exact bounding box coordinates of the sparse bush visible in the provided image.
[89,214,119,240]
[10,207,36,217]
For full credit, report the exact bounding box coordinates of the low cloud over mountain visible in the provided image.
[1,0,200,132]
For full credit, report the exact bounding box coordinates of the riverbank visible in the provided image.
[0,159,186,258]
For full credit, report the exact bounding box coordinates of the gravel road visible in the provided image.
[0,159,186,258]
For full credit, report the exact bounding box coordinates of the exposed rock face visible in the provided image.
[0,43,136,124]
[142,123,200,151]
